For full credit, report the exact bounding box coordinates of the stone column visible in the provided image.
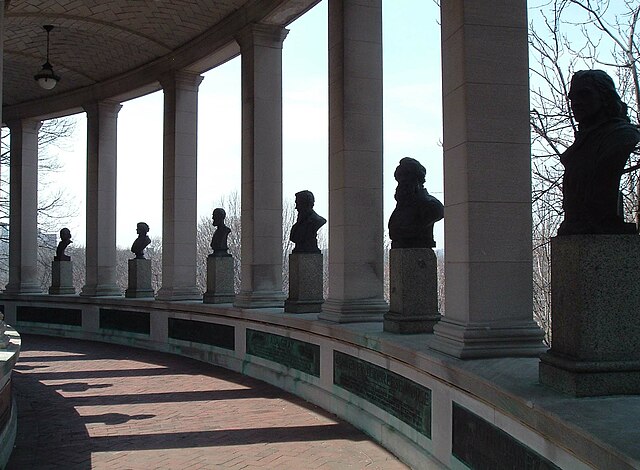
[156,71,204,301]
[431,0,545,358]
[233,24,288,308]
[4,119,42,294]
[80,101,122,297]
[319,0,388,322]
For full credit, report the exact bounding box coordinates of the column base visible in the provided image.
[431,318,546,359]
[384,313,441,334]
[539,352,640,397]
[234,291,286,309]
[4,282,42,295]
[156,286,202,301]
[80,284,122,297]
[318,298,387,323]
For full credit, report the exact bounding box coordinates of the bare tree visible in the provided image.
[529,0,640,342]
[0,117,78,289]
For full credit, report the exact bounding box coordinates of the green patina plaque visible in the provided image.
[99,309,150,335]
[169,318,234,350]
[17,306,82,326]
[453,403,561,470]
[246,329,320,377]
[333,351,431,438]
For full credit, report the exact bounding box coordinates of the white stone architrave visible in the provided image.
[431,0,545,358]
[233,24,289,309]
[319,0,388,323]
[4,119,42,294]
[156,71,204,301]
[80,101,123,297]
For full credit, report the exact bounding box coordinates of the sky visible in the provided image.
[42,0,444,249]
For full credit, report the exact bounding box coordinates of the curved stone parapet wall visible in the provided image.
[0,326,20,469]
[0,296,635,470]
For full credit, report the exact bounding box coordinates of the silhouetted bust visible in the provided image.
[210,208,231,257]
[54,227,72,261]
[558,70,640,236]
[388,157,444,248]
[131,222,151,259]
[290,190,326,254]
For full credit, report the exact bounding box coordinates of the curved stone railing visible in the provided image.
[1,295,636,470]
[0,325,20,468]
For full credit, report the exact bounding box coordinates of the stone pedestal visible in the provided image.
[49,260,75,295]
[125,259,154,298]
[539,235,640,396]
[203,255,235,304]
[285,253,324,313]
[384,248,440,334]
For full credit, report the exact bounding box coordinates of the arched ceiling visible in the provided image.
[2,0,319,121]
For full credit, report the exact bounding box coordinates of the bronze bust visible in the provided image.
[290,190,326,254]
[558,70,640,235]
[210,208,232,257]
[54,227,72,261]
[388,157,444,248]
[131,222,151,259]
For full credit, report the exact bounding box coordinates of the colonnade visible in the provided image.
[2,0,544,358]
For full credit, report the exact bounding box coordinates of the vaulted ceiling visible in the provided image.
[2,0,319,121]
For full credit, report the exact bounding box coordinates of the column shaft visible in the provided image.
[234,24,288,308]
[431,0,544,357]
[81,101,122,296]
[156,71,203,301]
[5,119,42,294]
[319,0,388,322]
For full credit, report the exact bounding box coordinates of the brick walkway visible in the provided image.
[7,335,408,470]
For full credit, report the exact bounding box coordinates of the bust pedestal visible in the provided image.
[285,253,324,313]
[125,258,154,298]
[539,235,640,396]
[203,255,235,304]
[384,248,440,334]
[49,260,75,295]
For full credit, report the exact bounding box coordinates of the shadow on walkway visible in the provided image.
[7,334,407,470]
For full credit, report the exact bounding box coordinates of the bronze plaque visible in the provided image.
[246,329,320,377]
[453,403,561,470]
[333,351,431,437]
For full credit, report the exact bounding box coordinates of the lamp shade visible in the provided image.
[34,62,60,90]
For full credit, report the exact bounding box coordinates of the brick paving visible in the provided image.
[7,335,409,470]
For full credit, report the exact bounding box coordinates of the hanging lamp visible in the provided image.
[34,25,61,90]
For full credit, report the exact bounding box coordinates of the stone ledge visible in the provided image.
[1,295,638,470]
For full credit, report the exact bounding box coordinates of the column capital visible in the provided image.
[82,100,123,118]
[159,70,204,92]
[235,23,289,50]
[6,118,42,133]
